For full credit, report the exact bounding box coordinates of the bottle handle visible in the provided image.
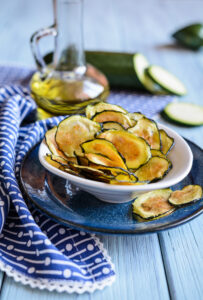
[30,25,57,72]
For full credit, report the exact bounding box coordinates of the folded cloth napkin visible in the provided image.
[0,65,173,294]
[0,85,115,293]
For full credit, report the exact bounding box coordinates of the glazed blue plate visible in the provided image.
[20,140,203,234]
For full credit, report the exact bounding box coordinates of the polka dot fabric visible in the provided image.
[0,85,115,293]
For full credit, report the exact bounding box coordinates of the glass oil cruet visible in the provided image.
[30,0,109,118]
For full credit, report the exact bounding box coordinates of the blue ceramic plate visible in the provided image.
[20,140,203,234]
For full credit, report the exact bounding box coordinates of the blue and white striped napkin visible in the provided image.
[0,65,172,293]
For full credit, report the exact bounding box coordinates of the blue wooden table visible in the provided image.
[0,0,202,299]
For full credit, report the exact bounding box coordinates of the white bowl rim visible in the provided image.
[39,123,193,192]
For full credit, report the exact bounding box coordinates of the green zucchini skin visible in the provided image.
[85,51,144,90]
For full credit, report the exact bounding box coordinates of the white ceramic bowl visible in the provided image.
[39,124,193,204]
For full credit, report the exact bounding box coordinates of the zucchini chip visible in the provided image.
[168,185,202,206]
[102,121,125,131]
[159,129,174,155]
[45,127,67,159]
[81,139,127,169]
[109,180,141,185]
[98,130,151,169]
[45,155,62,169]
[76,156,89,166]
[68,164,113,182]
[49,154,70,166]
[127,112,144,122]
[128,117,161,150]
[92,110,133,129]
[55,115,101,157]
[132,189,175,219]
[134,156,172,182]
[151,149,166,159]
[86,102,127,119]
[88,164,134,178]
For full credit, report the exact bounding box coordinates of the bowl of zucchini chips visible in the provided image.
[39,102,193,204]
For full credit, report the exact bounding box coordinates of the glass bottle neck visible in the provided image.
[53,0,86,78]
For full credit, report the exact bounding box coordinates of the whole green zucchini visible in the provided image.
[85,51,144,90]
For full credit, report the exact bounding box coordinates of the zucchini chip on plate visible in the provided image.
[132,189,175,220]
[168,185,202,206]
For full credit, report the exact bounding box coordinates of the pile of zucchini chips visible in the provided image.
[45,101,202,221]
[45,101,174,185]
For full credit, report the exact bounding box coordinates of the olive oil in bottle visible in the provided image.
[30,0,109,118]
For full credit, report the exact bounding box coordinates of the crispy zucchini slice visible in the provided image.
[127,112,144,122]
[134,156,172,182]
[45,155,62,169]
[92,110,133,129]
[81,139,127,169]
[49,155,70,166]
[98,130,151,169]
[132,189,175,219]
[55,115,101,157]
[88,164,133,177]
[86,102,127,119]
[76,156,89,166]
[68,164,113,182]
[128,117,161,150]
[159,129,174,155]
[102,121,125,131]
[151,149,166,159]
[109,179,141,185]
[168,185,202,206]
[45,126,67,159]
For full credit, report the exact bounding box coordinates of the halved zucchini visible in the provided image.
[151,149,166,159]
[86,102,127,119]
[146,65,187,96]
[45,127,67,159]
[102,121,125,131]
[92,110,134,129]
[55,115,101,157]
[132,189,175,219]
[128,117,161,150]
[134,156,172,182]
[159,129,174,155]
[98,130,151,169]
[81,139,127,169]
[168,185,202,206]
